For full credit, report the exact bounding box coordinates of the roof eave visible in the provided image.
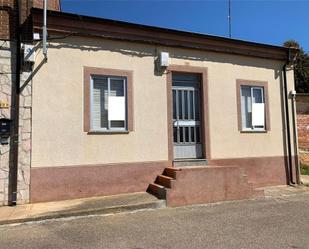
[31,8,297,61]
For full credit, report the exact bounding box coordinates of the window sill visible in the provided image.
[240,130,267,133]
[87,130,130,135]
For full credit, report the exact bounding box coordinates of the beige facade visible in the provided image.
[32,37,168,167]
[31,36,296,168]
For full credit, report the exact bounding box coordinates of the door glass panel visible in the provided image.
[189,91,194,120]
[195,90,200,120]
[196,127,200,143]
[173,90,176,119]
[191,127,195,143]
[178,91,182,119]
[184,91,188,119]
[179,127,183,142]
[185,127,189,143]
[173,127,177,143]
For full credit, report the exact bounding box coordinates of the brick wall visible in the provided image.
[0,0,60,40]
[0,0,16,40]
[33,0,60,10]
[296,95,309,151]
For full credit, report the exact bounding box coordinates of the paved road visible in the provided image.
[1,193,309,249]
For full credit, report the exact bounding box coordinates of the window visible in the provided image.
[91,76,127,131]
[240,85,265,131]
[84,67,133,133]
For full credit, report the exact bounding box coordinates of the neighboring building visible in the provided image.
[296,93,309,164]
[0,3,300,207]
[0,0,60,206]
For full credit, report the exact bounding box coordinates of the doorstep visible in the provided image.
[0,192,166,225]
[173,159,208,167]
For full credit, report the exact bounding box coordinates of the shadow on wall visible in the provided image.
[46,36,283,74]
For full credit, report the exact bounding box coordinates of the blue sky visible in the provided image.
[61,0,309,52]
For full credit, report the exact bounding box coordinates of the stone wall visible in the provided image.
[0,40,32,206]
[17,67,32,204]
[0,40,14,205]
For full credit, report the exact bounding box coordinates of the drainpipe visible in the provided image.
[9,0,21,205]
[290,90,301,184]
[282,50,296,185]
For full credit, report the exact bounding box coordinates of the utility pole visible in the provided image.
[9,0,21,206]
[43,0,48,57]
[228,0,232,38]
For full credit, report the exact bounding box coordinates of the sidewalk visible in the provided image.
[0,192,165,225]
[260,184,309,198]
[0,185,308,226]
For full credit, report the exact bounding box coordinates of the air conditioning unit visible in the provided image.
[23,44,35,63]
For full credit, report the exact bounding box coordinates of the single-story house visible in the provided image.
[0,5,301,206]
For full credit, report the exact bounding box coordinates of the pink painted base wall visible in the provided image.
[30,156,289,204]
[209,156,288,187]
[30,161,168,203]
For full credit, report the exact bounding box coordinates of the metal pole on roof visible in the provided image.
[228,0,232,38]
[43,0,48,57]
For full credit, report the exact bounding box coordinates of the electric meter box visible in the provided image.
[24,44,35,63]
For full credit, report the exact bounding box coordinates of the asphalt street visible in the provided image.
[0,193,309,249]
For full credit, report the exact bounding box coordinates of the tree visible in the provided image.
[283,40,309,93]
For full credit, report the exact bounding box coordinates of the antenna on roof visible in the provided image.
[228,0,232,38]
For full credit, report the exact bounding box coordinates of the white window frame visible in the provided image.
[90,75,127,132]
[241,85,265,132]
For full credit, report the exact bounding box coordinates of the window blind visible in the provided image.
[241,86,252,129]
[91,77,126,130]
[92,78,108,129]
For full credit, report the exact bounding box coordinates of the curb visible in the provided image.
[0,200,166,226]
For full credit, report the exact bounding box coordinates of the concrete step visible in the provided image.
[165,165,265,207]
[173,159,208,167]
[163,167,181,178]
[156,175,175,188]
[0,192,166,225]
[147,183,166,199]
